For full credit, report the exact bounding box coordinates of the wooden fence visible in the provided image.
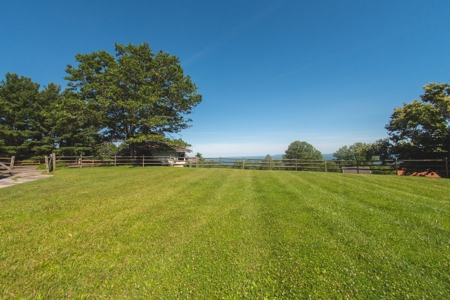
[0,156,45,175]
[191,157,449,178]
[42,155,449,178]
[0,156,15,174]
[50,155,195,169]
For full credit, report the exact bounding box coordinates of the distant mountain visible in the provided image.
[205,154,335,160]
[218,155,280,159]
[322,153,334,160]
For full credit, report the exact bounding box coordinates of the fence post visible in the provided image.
[356,160,359,174]
[114,155,116,167]
[395,157,398,175]
[9,156,15,172]
[45,156,49,173]
[219,157,222,168]
[242,158,245,170]
[269,157,272,170]
[324,160,327,172]
[49,154,53,172]
[445,157,449,178]
[196,157,199,168]
[142,155,145,167]
[52,152,56,171]
[80,154,83,168]
[295,159,298,171]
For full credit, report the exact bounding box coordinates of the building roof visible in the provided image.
[144,142,193,153]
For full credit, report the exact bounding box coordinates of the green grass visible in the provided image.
[0,167,449,299]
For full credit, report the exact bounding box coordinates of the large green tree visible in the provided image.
[283,141,323,160]
[65,42,202,156]
[386,82,450,159]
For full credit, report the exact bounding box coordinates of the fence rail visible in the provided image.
[37,155,449,178]
[0,156,15,174]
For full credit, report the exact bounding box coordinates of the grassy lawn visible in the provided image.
[0,167,449,299]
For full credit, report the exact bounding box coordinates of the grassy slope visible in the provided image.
[0,167,449,299]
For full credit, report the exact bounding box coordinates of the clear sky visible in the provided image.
[2,0,450,157]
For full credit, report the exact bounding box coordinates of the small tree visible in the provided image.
[195,152,205,164]
[261,154,282,170]
[283,141,322,160]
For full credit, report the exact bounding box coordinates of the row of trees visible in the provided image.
[0,42,201,159]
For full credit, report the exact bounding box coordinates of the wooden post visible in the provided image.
[50,154,54,172]
[219,157,222,168]
[395,157,398,175]
[242,158,245,170]
[9,156,15,173]
[80,154,83,168]
[269,157,272,170]
[295,159,298,171]
[445,157,449,178]
[324,160,327,172]
[52,152,56,171]
[356,160,359,174]
[142,155,145,167]
[45,156,49,173]
[114,155,117,167]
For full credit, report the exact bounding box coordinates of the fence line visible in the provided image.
[41,155,449,178]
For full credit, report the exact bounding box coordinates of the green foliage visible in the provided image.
[49,89,101,156]
[0,43,201,159]
[370,138,393,160]
[259,154,283,170]
[0,73,101,159]
[333,142,376,161]
[260,155,270,170]
[386,82,450,158]
[65,42,202,156]
[194,152,207,166]
[232,159,244,169]
[324,160,340,172]
[94,142,119,158]
[195,152,204,161]
[0,168,449,298]
[116,139,190,157]
[283,140,322,160]
[0,73,41,158]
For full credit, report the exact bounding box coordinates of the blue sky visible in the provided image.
[2,0,450,157]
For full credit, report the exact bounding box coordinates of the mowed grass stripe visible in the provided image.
[1,167,221,297]
[253,171,450,297]
[0,168,449,298]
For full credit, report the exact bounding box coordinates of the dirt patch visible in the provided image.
[397,168,441,178]
[0,166,53,189]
